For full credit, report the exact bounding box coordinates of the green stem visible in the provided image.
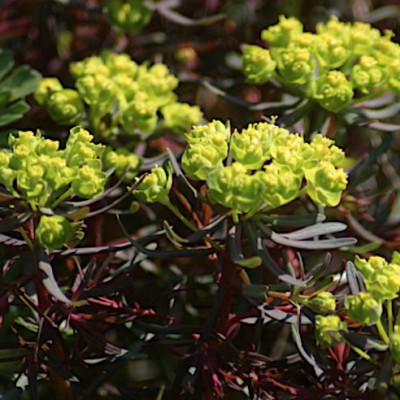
[163,200,198,232]
[51,187,74,208]
[388,300,394,338]
[19,227,34,251]
[343,339,378,365]
[376,318,390,345]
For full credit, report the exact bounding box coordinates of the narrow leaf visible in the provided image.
[0,212,32,233]
[341,330,389,352]
[37,249,71,304]
[280,222,348,240]
[156,6,225,26]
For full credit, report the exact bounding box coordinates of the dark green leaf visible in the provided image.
[0,212,32,233]
[0,49,14,81]
[1,65,41,101]
[341,330,388,352]
[1,387,23,400]
[0,99,29,127]
[229,224,262,268]
[259,303,312,325]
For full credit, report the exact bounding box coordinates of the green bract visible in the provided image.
[313,34,350,70]
[36,215,77,250]
[344,292,382,325]
[34,77,63,106]
[304,161,348,207]
[105,0,153,34]
[134,164,172,205]
[310,71,354,113]
[315,315,347,348]
[242,45,276,85]
[181,120,348,217]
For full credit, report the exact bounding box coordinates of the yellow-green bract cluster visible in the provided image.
[105,0,153,35]
[315,252,400,354]
[242,16,400,112]
[0,126,106,208]
[181,120,347,217]
[35,52,202,137]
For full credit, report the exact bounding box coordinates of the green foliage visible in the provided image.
[0,49,41,127]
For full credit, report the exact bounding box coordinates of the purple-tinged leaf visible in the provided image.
[155,5,225,26]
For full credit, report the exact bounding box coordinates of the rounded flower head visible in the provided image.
[310,71,354,113]
[309,134,345,166]
[230,123,273,170]
[47,89,84,125]
[307,291,336,314]
[103,147,141,182]
[275,47,314,85]
[122,100,157,134]
[261,15,303,48]
[348,22,381,56]
[304,161,348,207]
[313,34,350,70]
[134,165,172,205]
[366,264,400,302]
[208,162,264,214]
[256,163,301,208]
[105,0,153,35]
[72,164,107,199]
[242,45,276,85]
[161,102,203,134]
[36,215,74,250]
[316,16,350,42]
[315,315,346,348]
[101,51,138,77]
[352,56,385,94]
[34,78,63,106]
[70,56,110,79]
[354,255,388,281]
[344,292,382,325]
[76,74,116,110]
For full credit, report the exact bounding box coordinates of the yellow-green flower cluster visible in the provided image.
[105,0,153,35]
[243,15,400,112]
[35,52,202,138]
[181,120,348,218]
[0,126,106,207]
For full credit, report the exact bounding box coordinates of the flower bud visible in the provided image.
[134,165,172,205]
[46,89,84,125]
[310,71,354,113]
[304,161,348,207]
[315,315,346,348]
[309,134,345,166]
[344,292,382,325]
[76,74,116,110]
[105,0,153,35]
[242,45,276,85]
[70,56,110,79]
[36,215,74,249]
[354,255,387,280]
[366,264,400,302]
[34,78,63,106]
[101,51,138,77]
[261,15,303,48]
